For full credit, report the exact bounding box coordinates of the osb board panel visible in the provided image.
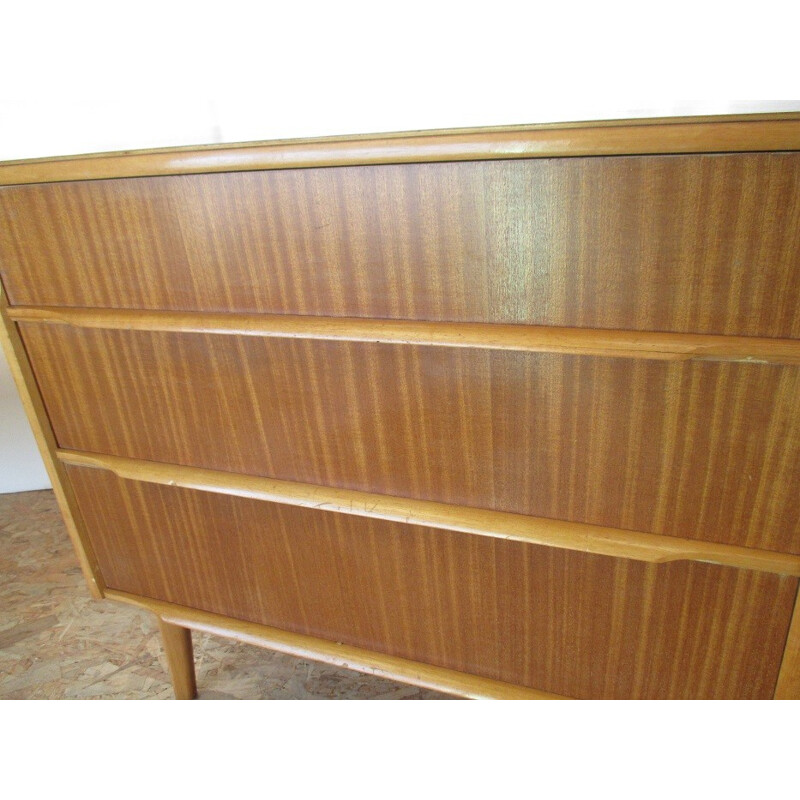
[0,489,446,699]
[66,467,798,700]
[24,324,800,553]
[3,154,800,338]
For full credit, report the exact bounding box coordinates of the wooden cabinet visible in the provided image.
[2,114,799,699]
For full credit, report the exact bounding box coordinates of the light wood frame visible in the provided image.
[9,306,800,366]
[2,112,800,185]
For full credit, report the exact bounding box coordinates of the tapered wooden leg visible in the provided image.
[159,619,198,699]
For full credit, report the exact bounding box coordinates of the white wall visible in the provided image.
[0,347,51,492]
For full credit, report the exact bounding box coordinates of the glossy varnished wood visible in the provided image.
[66,467,797,700]
[57,450,800,576]
[3,114,800,699]
[22,324,800,554]
[10,306,800,365]
[3,154,800,338]
[1,114,800,185]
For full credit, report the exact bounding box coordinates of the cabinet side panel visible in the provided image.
[0,289,103,596]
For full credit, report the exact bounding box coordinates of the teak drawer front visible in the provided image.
[65,465,796,700]
[4,154,800,338]
[23,324,800,553]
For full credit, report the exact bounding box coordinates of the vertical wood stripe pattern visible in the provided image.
[21,324,800,555]
[3,116,800,700]
[2,154,800,338]
[66,466,797,700]
[109,589,566,700]
[57,449,800,575]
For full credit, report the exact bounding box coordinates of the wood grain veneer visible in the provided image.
[3,154,800,338]
[107,589,566,700]
[2,114,799,699]
[58,450,800,575]
[66,466,797,700]
[10,306,800,364]
[21,324,800,554]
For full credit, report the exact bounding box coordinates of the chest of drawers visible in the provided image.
[2,114,799,699]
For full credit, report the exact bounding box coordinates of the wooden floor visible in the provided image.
[0,489,450,700]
